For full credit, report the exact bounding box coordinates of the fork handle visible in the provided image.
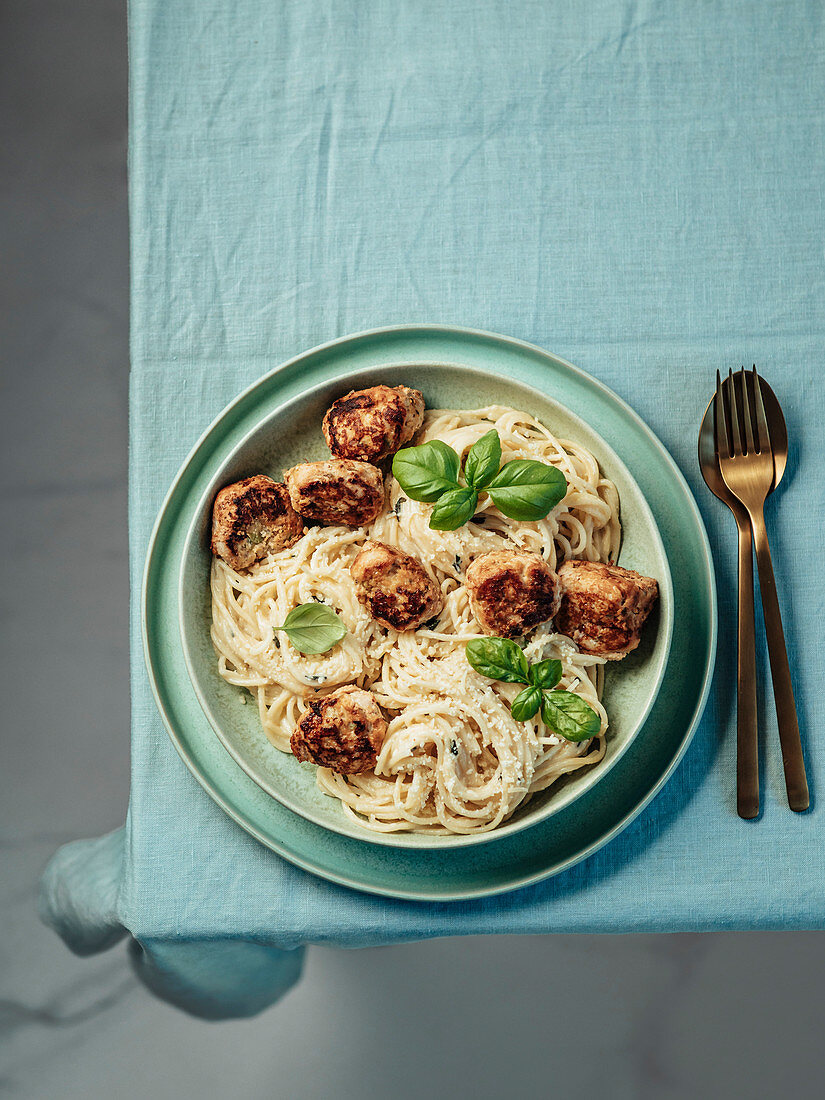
[735,516,759,818]
[749,508,809,811]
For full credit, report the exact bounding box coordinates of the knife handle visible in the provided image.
[750,511,809,812]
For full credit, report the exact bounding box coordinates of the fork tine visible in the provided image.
[739,366,755,455]
[728,368,744,455]
[751,365,771,455]
[714,370,729,459]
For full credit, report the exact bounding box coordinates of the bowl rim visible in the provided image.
[174,354,675,849]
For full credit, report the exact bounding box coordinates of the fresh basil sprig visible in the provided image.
[510,685,543,722]
[541,690,601,741]
[485,460,568,522]
[465,637,600,741]
[462,428,501,491]
[391,428,567,532]
[275,602,347,655]
[391,439,460,502]
[462,636,530,682]
[429,487,477,531]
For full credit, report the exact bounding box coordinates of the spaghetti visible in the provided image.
[210,405,621,834]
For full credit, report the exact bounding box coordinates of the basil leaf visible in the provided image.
[510,685,542,722]
[486,460,567,521]
[429,487,478,531]
[463,429,502,491]
[541,690,601,742]
[529,658,562,689]
[465,637,530,684]
[275,602,347,655]
[392,440,460,502]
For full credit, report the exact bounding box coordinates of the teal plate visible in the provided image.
[142,325,717,900]
[178,363,674,847]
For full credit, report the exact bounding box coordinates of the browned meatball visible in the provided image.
[211,475,303,570]
[465,550,560,638]
[322,385,425,462]
[285,459,384,527]
[291,686,387,774]
[350,540,443,631]
[556,559,659,660]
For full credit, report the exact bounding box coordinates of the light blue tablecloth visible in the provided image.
[40,0,825,1017]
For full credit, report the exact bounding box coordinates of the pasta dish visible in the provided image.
[209,387,658,835]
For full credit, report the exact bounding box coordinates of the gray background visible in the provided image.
[2,2,824,1097]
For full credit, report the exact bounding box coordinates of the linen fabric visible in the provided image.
[41,0,825,1016]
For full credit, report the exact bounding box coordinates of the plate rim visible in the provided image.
[176,360,674,847]
[141,323,717,900]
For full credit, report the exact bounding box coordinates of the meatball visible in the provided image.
[290,686,387,774]
[556,559,659,660]
[465,550,560,638]
[285,459,385,527]
[350,540,443,631]
[211,475,303,570]
[322,385,425,462]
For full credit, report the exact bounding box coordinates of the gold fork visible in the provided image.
[715,367,809,811]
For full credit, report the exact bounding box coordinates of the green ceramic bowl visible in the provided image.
[178,362,673,849]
